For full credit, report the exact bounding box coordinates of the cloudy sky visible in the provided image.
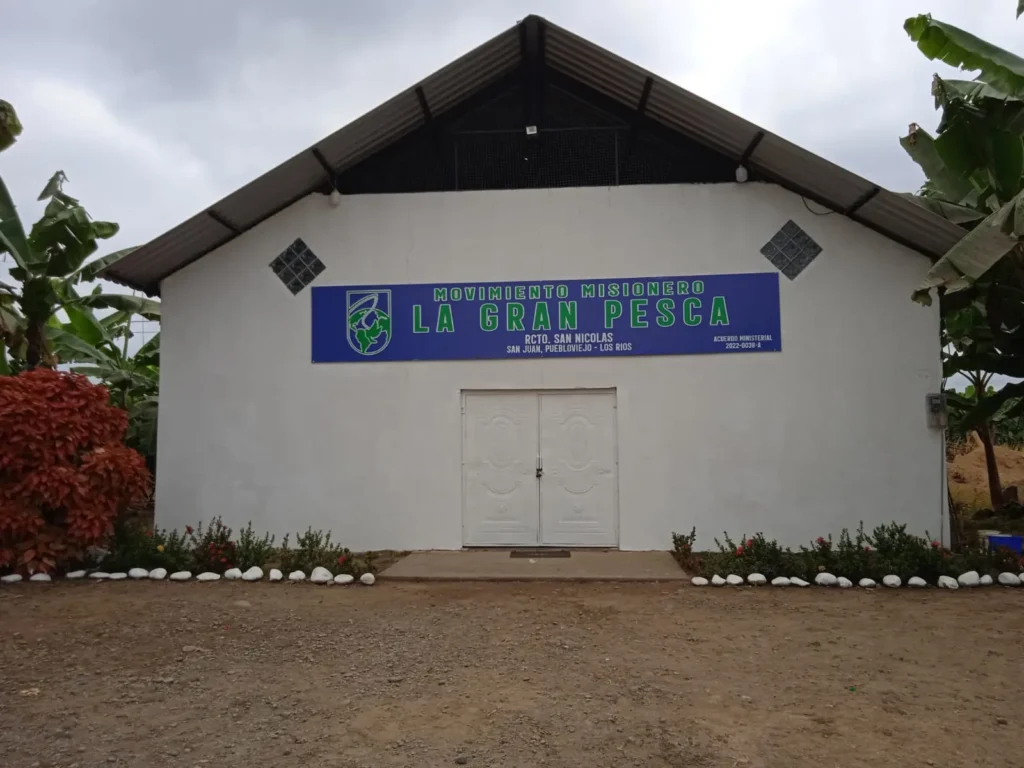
[1,0,1020,261]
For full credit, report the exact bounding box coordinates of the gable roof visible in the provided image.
[103,15,965,295]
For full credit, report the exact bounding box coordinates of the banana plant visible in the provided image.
[902,14,1024,302]
[901,9,1024,433]
[0,169,159,369]
[51,318,161,469]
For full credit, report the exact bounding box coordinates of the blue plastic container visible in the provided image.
[988,534,1024,554]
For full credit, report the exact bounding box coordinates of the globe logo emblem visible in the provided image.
[345,289,392,356]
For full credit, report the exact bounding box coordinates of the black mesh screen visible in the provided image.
[336,74,737,196]
[456,130,620,190]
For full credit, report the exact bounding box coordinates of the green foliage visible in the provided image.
[0,100,21,153]
[670,527,697,570]
[679,522,1018,582]
[901,9,1024,439]
[101,519,190,572]
[904,15,1024,99]
[279,528,352,574]
[724,532,791,580]
[0,152,152,369]
[70,330,160,467]
[235,521,276,569]
[95,519,381,577]
[869,523,951,581]
[186,518,237,574]
[831,525,873,582]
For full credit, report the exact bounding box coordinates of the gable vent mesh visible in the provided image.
[270,238,325,294]
[759,221,822,280]
[337,79,737,195]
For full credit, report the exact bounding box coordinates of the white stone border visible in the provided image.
[1,565,378,585]
[690,570,1023,589]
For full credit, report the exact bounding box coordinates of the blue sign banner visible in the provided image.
[311,272,781,363]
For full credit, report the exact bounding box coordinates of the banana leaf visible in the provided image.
[913,188,1024,303]
[905,15,1024,99]
[899,124,975,204]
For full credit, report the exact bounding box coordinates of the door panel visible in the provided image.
[462,393,539,545]
[539,393,617,546]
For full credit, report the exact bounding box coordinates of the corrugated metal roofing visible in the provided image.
[103,15,966,294]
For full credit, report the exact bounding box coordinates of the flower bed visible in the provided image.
[673,523,1024,589]
[0,516,380,584]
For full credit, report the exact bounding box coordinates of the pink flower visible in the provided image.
[816,537,826,545]
[931,540,940,548]
[735,546,744,556]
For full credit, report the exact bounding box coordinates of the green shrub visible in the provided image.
[671,527,698,570]
[102,519,191,572]
[235,522,276,569]
[697,532,793,579]
[678,521,1024,582]
[831,525,873,582]
[279,528,351,574]
[868,522,945,581]
[186,517,236,574]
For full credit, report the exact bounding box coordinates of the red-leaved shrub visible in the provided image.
[0,369,151,574]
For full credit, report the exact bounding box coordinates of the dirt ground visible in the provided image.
[2,582,1022,768]
[948,436,1024,510]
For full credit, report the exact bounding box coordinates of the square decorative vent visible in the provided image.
[759,220,822,280]
[269,238,325,294]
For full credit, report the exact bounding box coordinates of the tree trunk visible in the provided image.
[24,322,44,369]
[947,487,963,552]
[976,422,1004,509]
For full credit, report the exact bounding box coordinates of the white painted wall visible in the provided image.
[157,183,944,551]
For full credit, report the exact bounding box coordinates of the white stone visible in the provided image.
[938,575,959,590]
[108,572,127,581]
[747,573,766,585]
[837,577,853,588]
[288,570,306,582]
[908,576,927,588]
[66,570,86,579]
[711,575,726,586]
[148,568,167,580]
[269,568,283,582]
[725,574,744,586]
[858,578,876,588]
[29,573,51,582]
[359,573,376,586]
[690,576,709,586]
[790,577,810,587]
[882,575,901,588]
[980,574,993,586]
[223,567,242,580]
[169,571,192,581]
[128,568,149,579]
[957,571,980,588]
[998,572,1021,586]
[88,572,109,580]
[196,572,220,582]
[814,572,838,586]
[1,574,24,584]
[771,577,790,587]
[241,566,263,582]
[310,566,333,584]
[331,574,352,585]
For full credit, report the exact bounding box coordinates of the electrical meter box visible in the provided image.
[926,393,947,429]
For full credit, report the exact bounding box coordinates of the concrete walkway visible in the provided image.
[380,550,685,582]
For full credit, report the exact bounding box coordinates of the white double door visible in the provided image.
[463,391,618,547]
